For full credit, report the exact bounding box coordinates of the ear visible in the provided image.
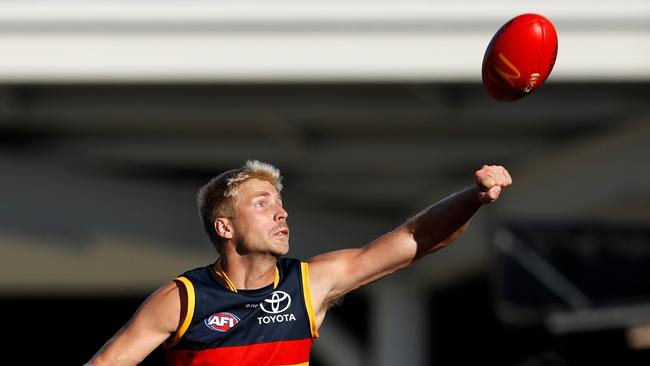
[214,218,234,240]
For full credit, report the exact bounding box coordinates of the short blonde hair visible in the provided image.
[198,160,283,249]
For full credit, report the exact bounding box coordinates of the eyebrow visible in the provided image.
[251,191,282,201]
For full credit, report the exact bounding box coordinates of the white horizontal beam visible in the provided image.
[0,1,647,24]
[0,1,647,82]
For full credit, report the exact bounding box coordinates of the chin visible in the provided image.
[273,241,290,256]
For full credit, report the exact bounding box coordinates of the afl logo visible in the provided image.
[204,312,240,332]
[260,291,291,314]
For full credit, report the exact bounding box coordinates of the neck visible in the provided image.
[218,252,278,290]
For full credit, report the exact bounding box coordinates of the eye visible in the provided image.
[254,200,267,208]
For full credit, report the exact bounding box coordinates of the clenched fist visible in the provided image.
[475,165,512,204]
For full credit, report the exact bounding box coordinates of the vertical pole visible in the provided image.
[371,276,428,366]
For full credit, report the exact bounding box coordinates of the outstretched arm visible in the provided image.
[307,165,512,327]
[85,281,182,366]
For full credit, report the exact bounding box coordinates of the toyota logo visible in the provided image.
[260,291,291,314]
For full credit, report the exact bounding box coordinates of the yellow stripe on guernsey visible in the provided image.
[300,262,319,338]
[164,276,195,349]
[274,267,280,289]
[214,259,238,292]
[214,258,281,292]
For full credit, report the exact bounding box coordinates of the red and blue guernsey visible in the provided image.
[163,257,319,366]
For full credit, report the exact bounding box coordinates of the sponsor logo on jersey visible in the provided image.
[258,313,297,324]
[205,312,240,332]
[260,291,291,314]
[257,290,296,325]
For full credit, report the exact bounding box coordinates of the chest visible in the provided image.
[184,282,311,348]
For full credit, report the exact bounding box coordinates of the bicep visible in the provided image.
[309,225,416,308]
[88,281,181,365]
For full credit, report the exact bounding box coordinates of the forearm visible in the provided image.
[404,186,483,259]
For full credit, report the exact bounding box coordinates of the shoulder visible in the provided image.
[147,280,184,318]
[149,265,213,320]
[120,279,184,338]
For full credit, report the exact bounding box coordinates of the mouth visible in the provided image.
[272,228,289,238]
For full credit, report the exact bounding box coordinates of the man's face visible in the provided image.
[229,178,289,256]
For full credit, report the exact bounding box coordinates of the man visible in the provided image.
[87,160,512,365]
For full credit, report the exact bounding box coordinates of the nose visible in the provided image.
[274,204,288,222]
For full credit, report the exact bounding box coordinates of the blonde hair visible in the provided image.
[198,160,283,249]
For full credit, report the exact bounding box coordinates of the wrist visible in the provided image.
[458,186,485,207]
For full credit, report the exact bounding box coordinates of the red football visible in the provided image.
[482,13,558,101]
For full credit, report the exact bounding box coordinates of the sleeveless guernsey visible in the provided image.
[164,257,319,366]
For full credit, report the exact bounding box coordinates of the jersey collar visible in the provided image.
[214,258,280,293]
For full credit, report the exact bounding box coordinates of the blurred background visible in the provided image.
[0,1,649,365]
